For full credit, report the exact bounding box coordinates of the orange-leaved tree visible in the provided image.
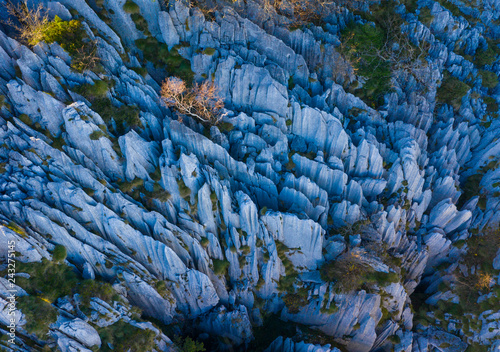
[160,77,226,125]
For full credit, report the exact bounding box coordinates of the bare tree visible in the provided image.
[161,77,226,125]
[4,1,49,46]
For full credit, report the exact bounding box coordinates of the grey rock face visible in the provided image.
[265,336,342,352]
[54,318,101,349]
[196,305,253,346]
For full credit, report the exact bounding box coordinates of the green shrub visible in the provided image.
[131,66,148,77]
[389,333,401,344]
[364,270,399,285]
[202,47,216,56]
[419,7,434,25]
[200,237,210,248]
[154,280,175,302]
[176,336,206,352]
[151,182,171,202]
[240,245,251,255]
[119,177,144,193]
[479,70,499,88]
[276,241,299,292]
[450,228,500,320]
[0,95,8,110]
[457,173,482,208]
[38,16,84,52]
[401,0,418,12]
[463,228,500,274]
[436,72,470,110]
[483,96,499,112]
[52,244,67,262]
[18,114,32,125]
[89,130,106,140]
[466,343,489,352]
[260,206,268,216]
[17,296,57,339]
[212,259,230,276]
[474,39,500,67]
[135,36,168,66]
[131,13,150,34]
[89,97,141,136]
[78,279,117,306]
[31,16,98,71]
[135,38,194,84]
[16,258,78,302]
[340,22,392,107]
[320,299,338,314]
[123,0,141,14]
[320,252,380,292]
[75,80,109,99]
[99,320,156,352]
[177,178,191,198]
[51,135,66,150]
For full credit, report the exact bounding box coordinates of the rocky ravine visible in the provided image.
[0,0,500,351]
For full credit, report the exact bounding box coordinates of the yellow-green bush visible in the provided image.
[123,0,141,14]
[36,16,85,53]
[35,16,97,71]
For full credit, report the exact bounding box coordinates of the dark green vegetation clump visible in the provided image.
[4,257,124,341]
[474,39,500,67]
[52,244,67,262]
[320,252,399,292]
[74,79,142,136]
[124,0,194,84]
[479,69,499,88]
[9,258,77,338]
[175,336,206,352]
[212,258,230,276]
[92,98,142,136]
[340,22,391,107]
[455,228,500,306]
[483,96,499,113]
[15,258,79,302]
[98,320,157,352]
[89,129,107,140]
[249,314,347,352]
[75,80,109,98]
[78,279,117,306]
[275,241,299,292]
[340,1,430,108]
[436,72,470,110]
[135,38,194,84]
[17,296,58,339]
[419,7,434,25]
